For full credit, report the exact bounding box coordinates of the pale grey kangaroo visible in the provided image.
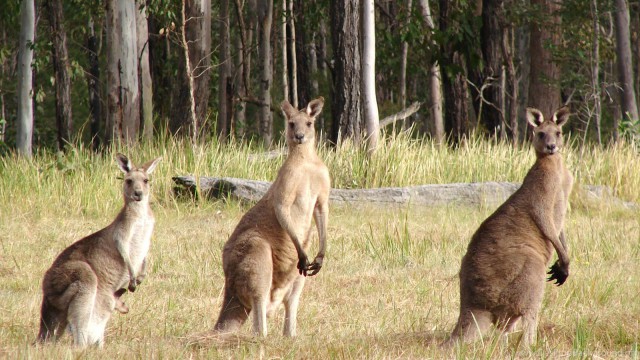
[38,153,161,347]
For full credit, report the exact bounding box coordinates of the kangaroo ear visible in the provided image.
[306,97,325,118]
[526,107,544,127]
[116,153,132,173]
[281,100,298,120]
[142,157,162,174]
[552,106,571,127]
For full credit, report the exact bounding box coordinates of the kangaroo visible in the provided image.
[213,97,330,337]
[37,153,161,347]
[445,107,573,346]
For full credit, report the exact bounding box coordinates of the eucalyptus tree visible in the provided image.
[16,0,35,156]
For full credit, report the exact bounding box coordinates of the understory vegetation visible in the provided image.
[0,135,638,359]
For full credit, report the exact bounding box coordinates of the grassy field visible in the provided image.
[0,135,638,359]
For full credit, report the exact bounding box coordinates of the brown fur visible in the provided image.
[37,154,161,347]
[445,107,573,346]
[213,97,330,337]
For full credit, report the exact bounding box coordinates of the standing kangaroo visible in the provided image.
[213,97,330,337]
[445,107,573,346]
[37,153,161,347]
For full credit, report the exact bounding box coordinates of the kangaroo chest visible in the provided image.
[127,217,154,269]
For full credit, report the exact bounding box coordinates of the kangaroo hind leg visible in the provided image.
[282,275,306,337]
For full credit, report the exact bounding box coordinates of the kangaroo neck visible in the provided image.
[286,142,316,161]
[535,151,561,164]
[122,199,151,219]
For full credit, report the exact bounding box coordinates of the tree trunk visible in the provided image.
[233,0,256,138]
[309,31,321,131]
[591,0,602,145]
[106,0,140,145]
[282,0,289,104]
[400,0,412,130]
[528,0,562,117]
[0,27,6,143]
[46,0,73,150]
[234,25,246,138]
[480,0,504,136]
[87,17,102,150]
[613,0,639,122]
[439,0,471,143]
[136,0,153,141]
[501,26,519,144]
[318,20,328,78]
[330,0,362,145]
[294,0,311,109]
[258,0,274,146]
[362,0,379,153]
[16,0,35,156]
[417,0,444,145]
[219,0,231,140]
[288,0,298,108]
[171,0,212,139]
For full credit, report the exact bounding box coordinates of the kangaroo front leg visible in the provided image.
[307,198,329,276]
[532,208,570,285]
[134,258,147,286]
[275,203,310,276]
[115,231,138,291]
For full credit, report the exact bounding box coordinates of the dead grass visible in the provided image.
[0,137,638,359]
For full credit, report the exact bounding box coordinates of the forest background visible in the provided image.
[2,0,640,153]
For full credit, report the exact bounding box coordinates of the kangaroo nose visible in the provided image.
[295,133,304,140]
[134,190,143,199]
[547,144,556,151]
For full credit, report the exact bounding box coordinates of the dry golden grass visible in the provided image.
[0,136,638,359]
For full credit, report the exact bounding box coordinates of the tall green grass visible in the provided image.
[1,131,637,215]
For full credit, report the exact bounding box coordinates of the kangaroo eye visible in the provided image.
[306,122,312,127]
[556,131,561,137]
[144,179,149,184]
[289,122,295,129]
[125,179,133,185]
[537,132,544,139]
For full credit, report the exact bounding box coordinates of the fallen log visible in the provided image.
[173,175,634,208]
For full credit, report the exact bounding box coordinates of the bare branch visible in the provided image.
[379,101,422,127]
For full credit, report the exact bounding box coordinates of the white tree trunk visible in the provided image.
[218,0,230,139]
[417,0,444,145]
[106,0,140,144]
[400,0,412,130]
[136,0,153,140]
[16,0,35,156]
[362,0,379,154]
[591,0,602,144]
[288,0,298,108]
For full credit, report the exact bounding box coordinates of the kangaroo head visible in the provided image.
[527,106,571,157]
[116,153,162,204]
[281,97,324,147]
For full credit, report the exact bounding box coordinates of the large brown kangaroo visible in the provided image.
[213,97,330,337]
[445,106,573,346]
[37,153,161,347]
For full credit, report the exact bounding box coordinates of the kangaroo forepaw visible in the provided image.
[128,278,139,292]
[547,260,569,286]
[306,256,324,276]
[297,256,310,276]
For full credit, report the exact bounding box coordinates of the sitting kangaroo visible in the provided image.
[37,153,161,347]
[213,97,330,337]
[445,107,573,346]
